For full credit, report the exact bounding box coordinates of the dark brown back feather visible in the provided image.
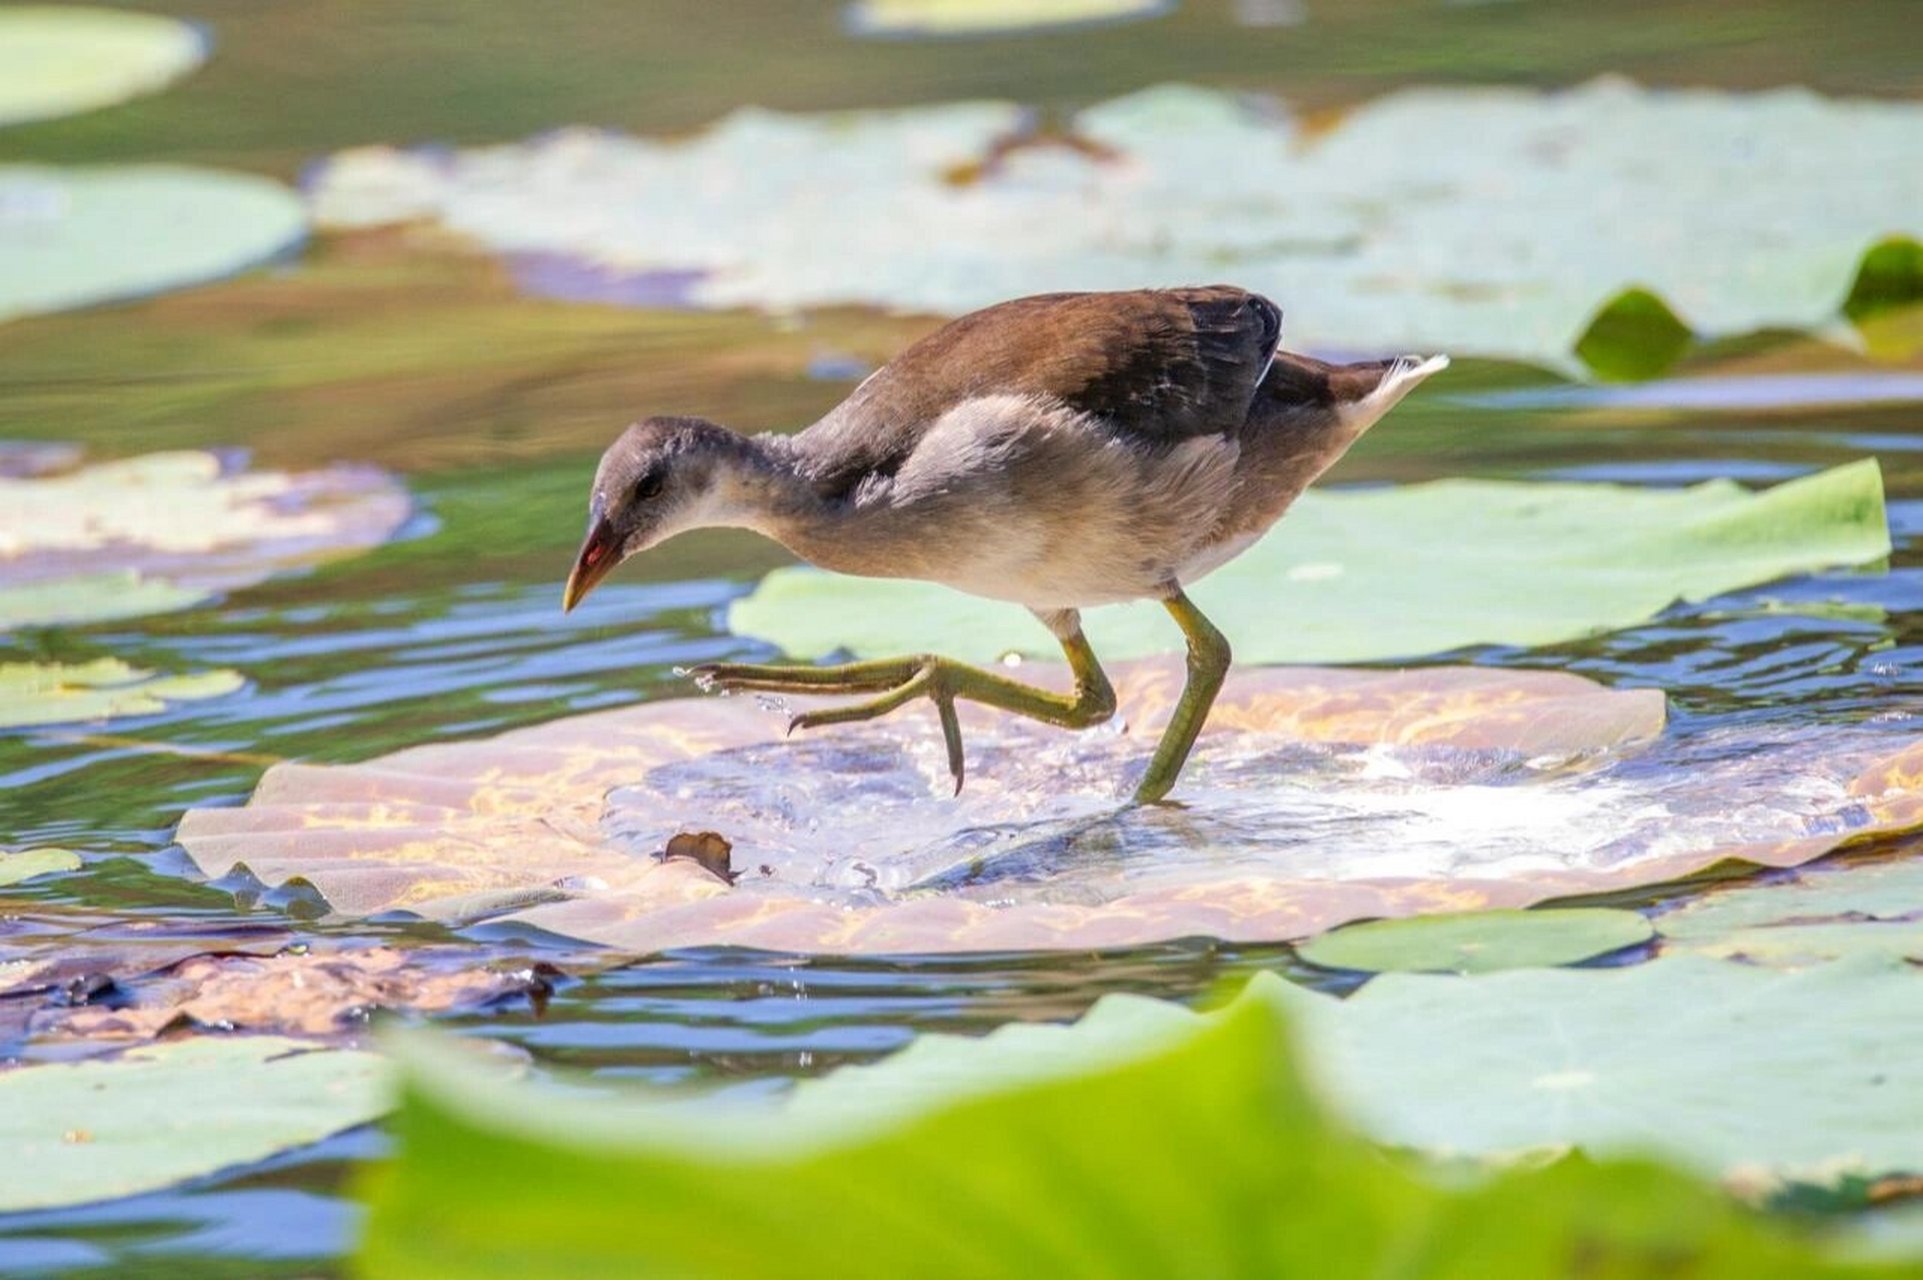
[795,286,1282,501]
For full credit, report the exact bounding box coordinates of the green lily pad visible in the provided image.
[0,451,412,631]
[1656,857,1923,965]
[0,847,82,887]
[310,81,1923,366]
[0,659,243,729]
[356,974,1917,1279]
[0,572,210,630]
[1671,922,1923,967]
[844,0,1172,38]
[0,1035,387,1212]
[1844,236,1923,325]
[1576,286,1696,381]
[0,165,306,323]
[1297,908,1654,975]
[1661,859,1923,937]
[731,459,1890,665]
[0,7,206,128]
[1275,954,1923,1183]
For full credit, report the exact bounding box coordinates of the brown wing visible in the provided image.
[795,286,1280,499]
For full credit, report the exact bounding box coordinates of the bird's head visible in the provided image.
[563,415,738,611]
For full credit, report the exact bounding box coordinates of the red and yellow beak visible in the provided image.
[562,515,621,613]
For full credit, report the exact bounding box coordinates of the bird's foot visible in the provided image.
[686,657,967,793]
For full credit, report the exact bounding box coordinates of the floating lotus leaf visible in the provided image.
[844,0,1172,38]
[357,974,1919,1280]
[0,450,412,630]
[0,1035,387,1212]
[0,660,243,730]
[786,958,1923,1185]
[1296,908,1654,975]
[1273,955,1923,1185]
[0,165,306,323]
[0,7,206,128]
[0,847,81,888]
[0,911,295,1042]
[732,461,1890,666]
[174,659,1923,955]
[34,945,552,1044]
[1655,856,1923,965]
[308,81,1923,366]
[1844,237,1923,325]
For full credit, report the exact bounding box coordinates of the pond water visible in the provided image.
[2,1,1921,1273]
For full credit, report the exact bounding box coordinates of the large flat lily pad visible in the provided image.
[0,660,243,729]
[175,661,1923,954]
[0,1035,387,1212]
[0,165,306,322]
[0,7,206,128]
[308,80,1923,366]
[1272,955,1923,1185]
[0,450,411,630]
[732,461,1890,666]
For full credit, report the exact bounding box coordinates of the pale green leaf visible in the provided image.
[0,165,306,323]
[0,659,244,729]
[0,847,82,887]
[0,573,209,630]
[730,460,1890,665]
[310,82,1923,366]
[1297,907,1654,975]
[355,972,1916,1278]
[1657,857,1923,965]
[0,1036,388,1212]
[1270,955,1923,1183]
[0,7,205,128]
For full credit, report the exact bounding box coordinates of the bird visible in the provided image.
[563,286,1446,804]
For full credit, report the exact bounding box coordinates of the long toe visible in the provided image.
[686,661,904,696]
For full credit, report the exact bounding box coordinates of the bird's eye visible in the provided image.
[631,470,665,504]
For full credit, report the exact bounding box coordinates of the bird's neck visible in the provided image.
[698,432,833,539]
[700,431,905,577]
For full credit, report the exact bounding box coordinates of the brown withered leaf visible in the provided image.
[173,660,1923,955]
[31,945,556,1044]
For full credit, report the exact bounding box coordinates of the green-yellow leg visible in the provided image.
[1132,589,1232,806]
[688,630,1117,794]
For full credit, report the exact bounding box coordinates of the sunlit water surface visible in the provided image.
[0,366,1917,1271]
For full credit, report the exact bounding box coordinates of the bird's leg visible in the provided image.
[1132,589,1231,806]
[688,626,1117,794]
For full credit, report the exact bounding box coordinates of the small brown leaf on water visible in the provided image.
[662,831,737,885]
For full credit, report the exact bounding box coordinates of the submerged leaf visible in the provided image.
[732,461,1891,666]
[0,1035,387,1212]
[0,847,82,887]
[356,973,1916,1279]
[0,660,243,729]
[1657,856,1923,965]
[174,660,1923,955]
[0,7,205,128]
[309,81,1923,366]
[1297,907,1653,975]
[0,451,412,630]
[0,165,306,323]
[35,946,553,1044]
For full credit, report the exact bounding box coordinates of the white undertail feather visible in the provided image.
[1338,353,1453,434]
[1341,354,1452,432]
